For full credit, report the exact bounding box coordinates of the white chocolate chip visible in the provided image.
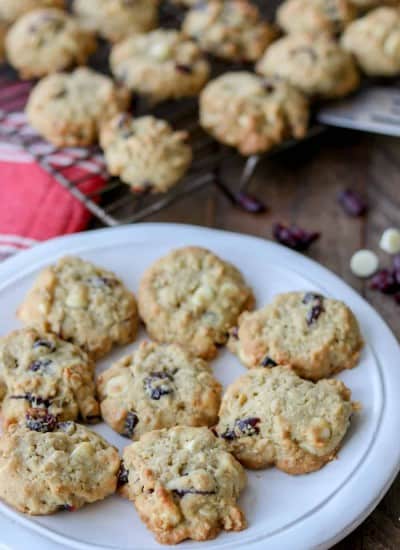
[380,228,400,255]
[350,249,379,278]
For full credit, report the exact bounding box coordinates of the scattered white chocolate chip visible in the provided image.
[350,249,379,278]
[380,228,400,255]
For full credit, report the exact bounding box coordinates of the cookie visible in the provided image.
[17,256,138,360]
[100,114,192,194]
[228,291,363,381]
[26,68,130,147]
[110,29,210,104]
[0,0,65,23]
[72,0,158,43]
[97,341,222,439]
[0,19,7,62]
[0,420,119,515]
[349,0,400,10]
[0,328,99,428]
[277,0,357,36]
[341,7,400,76]
[199,71,309,156]
[183,0,275,62]
[5,8,96,79]
[256,33,360,99]
[216,366,355,473]
[138,247,254,359]
[119,426,247,544]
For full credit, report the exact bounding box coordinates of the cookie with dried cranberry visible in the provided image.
[0,420,120,515]
[0,328,99,428]
[0,0,65,23]
[200,71,309,156]
[120,426,247,544]
[277,0,357,36]
[100,114,192,194]
[341,7,400,77]
[138,247,254,359]
[5,8,96,79]
[97,341,222,439]
[72,0,158,42]
[256,33,360,99]
[216,366,356,473]
[111,29,210,104]
[183,0,275,62]
[228,291,363,381]
[26,68,130,147]
[17,256,138,360]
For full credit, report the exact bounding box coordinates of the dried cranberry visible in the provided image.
[306,304,324,325]
[33,339,56,352]
[302,292,323,304]
[29,358,52,372]
[26,410,57,433]
[59,504,76,512]
[175,64,193,74]
[235,192,266,214]
[261,356,277,367]
[370,269,398,295]
[10,393,51,408]
[172,489,215,498]
[144,372,174,401]
[117,462,129,487]
[338,189,368,217]
[273,223,320,252]
[221,417,260,440]
[122,412,139,438]
[303,293,325,325]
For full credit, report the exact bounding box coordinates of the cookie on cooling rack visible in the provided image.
[110,29,210,104]
[17,256,138,360]
[5,8,96,79]
[72,0,158,43]
[138,246,254,359]
[0,0,65,24]
[119,426,247,544]
[0,328,99,427]
[183,0,275,62]
[277,0,357,36]
[100,114,192,194]
[97,341,222,439]
[256,33,360,99]
[0,420,119,515]
[26,67,130,147]
[215,366,355,473]
[228,291,363,380]
[199,71,310,156]
[341,7,400,77]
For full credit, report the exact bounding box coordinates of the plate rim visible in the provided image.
[0,222,399,550]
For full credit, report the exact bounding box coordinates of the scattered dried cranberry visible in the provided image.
[221,417,260,440]
[370,269,398,295]
[59,504,76,512]
[273,223,320,252]
[26,410,57,433]
[33,339,56,352]
[302,292,323,304]
[235,192,266,214]
[117,462,129,487]
[172,488,215,498]
[29,358,52,372]
[338,189,368,217]
[303,293,325,325]
[144,372,174,401]
[261,356,277,367]
[122,412,139,438]
[10,393,51,408]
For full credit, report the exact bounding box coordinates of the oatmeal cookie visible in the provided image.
[120,426,247,544]
[100,114,192,193]
[216,366,355,472]
[138,247,254,359]
[199,71,309,156]
[0,0,65,23]
[17,256,138,360]
[111,29,210,104]
[5,8,96,79]
[228,291,363,380]
[0,420,119,515]
[26,68,130,147]
[97,341,222,439]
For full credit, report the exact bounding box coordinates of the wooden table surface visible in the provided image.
[143,127,400,549]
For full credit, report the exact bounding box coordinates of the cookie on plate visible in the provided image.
[0,0,65,23]
[100,114,192,194]
[72,0,158,43]
[341,7,400,76]
[0,328,99,428]
[97,341,222,439]
[0,420,120,515]
[216,366,355,473]
[5,8,96,79]
[110,29,210,104]
[228,291,363,380]
[183,0,275,62]
[277,0,357,36]
[199,71,309,156]
[17,256,138,360]
[120,426,247,544]
[26,68,130,147]
[256,33,360,99]
[138,247,254,359]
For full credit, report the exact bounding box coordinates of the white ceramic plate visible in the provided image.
[0,223,399,550]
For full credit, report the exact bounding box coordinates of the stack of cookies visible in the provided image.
[0,246,364,544]
[1,1,399,193]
